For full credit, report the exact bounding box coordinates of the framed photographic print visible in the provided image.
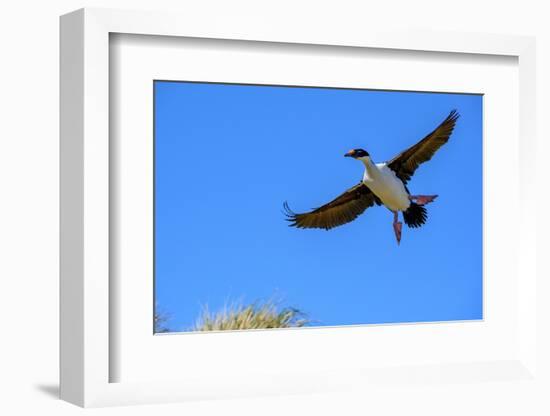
[60,8,540,408]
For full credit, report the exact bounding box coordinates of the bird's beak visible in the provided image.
[344,150,355,158]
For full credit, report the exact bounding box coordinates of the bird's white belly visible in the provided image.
[363,164,411,212]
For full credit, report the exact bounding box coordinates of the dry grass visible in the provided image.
[191,299,310,331]
[154,309,171,333]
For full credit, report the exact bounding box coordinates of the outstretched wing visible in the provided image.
[387,110,460,184]
[283,183,379,230]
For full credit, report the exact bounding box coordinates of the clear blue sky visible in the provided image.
[154,81,483,331]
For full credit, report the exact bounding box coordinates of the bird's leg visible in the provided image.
[392,211,402,245]
[409,194,438,206]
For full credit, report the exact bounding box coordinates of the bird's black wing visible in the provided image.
[386,110,459,184]
[283,183,379,230]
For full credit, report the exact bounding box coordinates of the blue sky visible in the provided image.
[154,81,483,331]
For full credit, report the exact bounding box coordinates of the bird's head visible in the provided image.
[344,148,370,160]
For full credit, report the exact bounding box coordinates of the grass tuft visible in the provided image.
[191,299,310,331]
[154,309,171,333]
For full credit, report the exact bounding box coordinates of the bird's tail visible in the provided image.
[403,203,427,228]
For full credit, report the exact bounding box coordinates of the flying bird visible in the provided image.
[283,110,459,244]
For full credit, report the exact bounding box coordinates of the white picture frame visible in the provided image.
[60,7,539,408]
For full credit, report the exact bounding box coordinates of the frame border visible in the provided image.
[60,7,537,407]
